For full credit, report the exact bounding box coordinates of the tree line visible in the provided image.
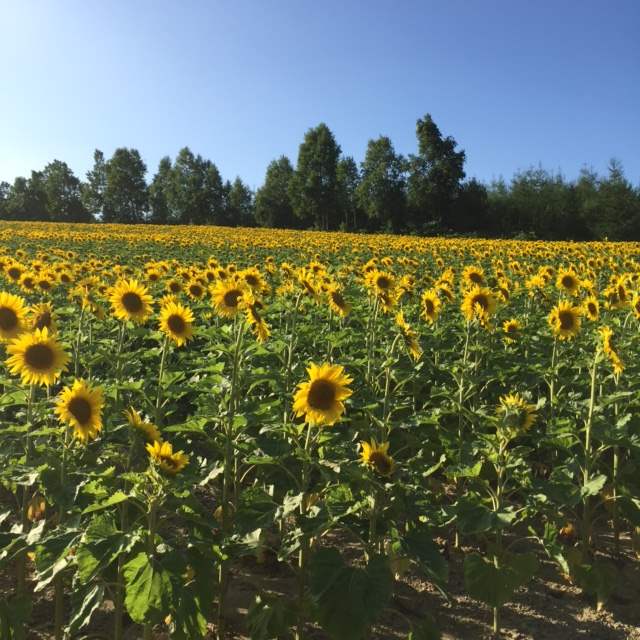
[1,114,639,240]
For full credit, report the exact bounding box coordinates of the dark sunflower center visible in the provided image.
[223,289,242,308]
[472,294,489,311]
[190,284,203,296]
[68,396,92,426]
[34,312,52,330]
[25,343,55,371]
[588,303,597,315]
[561,276,574,288]
[307,379,336,411]
[369,451,392,475]
[469,272,483,283]
[7,267,21,280]
[245,275,258,286]
[122,292,143,313]
[170,281,182,292]
[376,276,391,290]
[60,273,71,283]
[558,310,575,330]
[39,280,51,290]
[23,277,34,288]
[424,299,434,314]
[167,314,186,334]
[162,456,178,470]
[149,272,159,281]
[331,291,346,308]
[0,307,18,331]
[507,323,517,334]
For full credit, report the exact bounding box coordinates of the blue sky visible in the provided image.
[1,1,639,189]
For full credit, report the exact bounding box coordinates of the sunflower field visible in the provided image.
[1,220,639,640]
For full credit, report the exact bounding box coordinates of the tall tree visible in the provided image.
[82,149,107,220]
[148,156,173,224]
[337,156,361,230]
[356,136,406,232]
[224,177,254,226]
[254,156,296,228]
[42,160,91,222]
[406,114,466,228]
[450,178,490,233]
[0,181,9,218]
[167,147,225,225]
[5,173,48,220]
[102,148,148,223]
[288,123,341,230]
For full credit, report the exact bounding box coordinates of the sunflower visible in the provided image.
[6,327,68,386]
[600,326,624,376]
[326,284,351,318]
[167,278,183,295]
[395,311,422,361]
[109,279,153,324]
[0,292,28,341]
[146,440,189,475]
[461,286,497,324]
[497,393,537,438]
[548,301,581,340]
[240,267,268,295]
[29,302,57,333]
[185,279,207,300]
[583,295,600,321]
[124,407,161,442]
[211,279,246,317]
[360,439,395,477]
[159,301,194,346]
[244,294,270,343]
[293,363,353,426]
[55,379,104,442]
[556,269,580,296]
[365,270,395,298]
[631,293,640,320]
[462,265,485,287]
[502,318,521,343]
[420,290,441,324]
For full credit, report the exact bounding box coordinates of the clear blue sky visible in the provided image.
[1,1,639,189]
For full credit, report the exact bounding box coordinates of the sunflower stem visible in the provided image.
[73,304,85,378]
[155,335,169,427]
[54,426,71,640]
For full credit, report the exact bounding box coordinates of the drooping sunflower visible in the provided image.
[326,283,351,318]
[460,286,497,324]
[6,327,69,386]
[293,363,353,426]
[159,301,194,347]
[395,311,422,362]
[420,290,441,324]
[146,440,189,475]
[502,318,522,343]
[55,379,104,442]
[124,407,161,442]
[497,393,537,438]
[211,279,246,317]
[0,292,28,342]
[29,302,57,333]
[109,279,153,324]
[600,325,624,376]
[243,294,270,343]
[548,301,581,340]
[360,439,395,477]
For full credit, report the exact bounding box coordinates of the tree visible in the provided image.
[337,156,361,230]
[450,178,490,233]
[42,160,91,222]
[356,136,406,232]
[223,177,254,226]
[102,148,148,223]
[0,181,9,218]
[148,156,173,224]
[254,156,296,228]
[288,123,341,230]
[82,149,107,220]
[166,147,225,225]
[5,173,48,221]
[406,114,466,228]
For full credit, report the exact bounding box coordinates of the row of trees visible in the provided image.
[1,114,639,239]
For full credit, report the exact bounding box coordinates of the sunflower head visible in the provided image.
[461,285,497,324]
[583,296,600,321]
[326,284,351,318]
[6,327,69,386]
[124,407,161,442]
[360,439,395,477]
[30,302,57,333]
[497,393,537,439]
[55,379,104,442]
[502,318,521,343]
[159,301,194,346]
[211,279,246,317]
[146,440,189,475]
[293,363,353,427]
[556,269,580,295]
[109,279,153,324]
[599,325,624,376]
[0,292,28,342]
[420,290,441,324]
[548,301,581,340]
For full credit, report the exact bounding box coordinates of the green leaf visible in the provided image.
[403,528,448,588]
[67,583,105,634]
[82,490,129,514]
[309,548,392,640]
[124,551,173,624]
[580,474,607,498]
[247,594,296,640]
[464,551,538,608]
